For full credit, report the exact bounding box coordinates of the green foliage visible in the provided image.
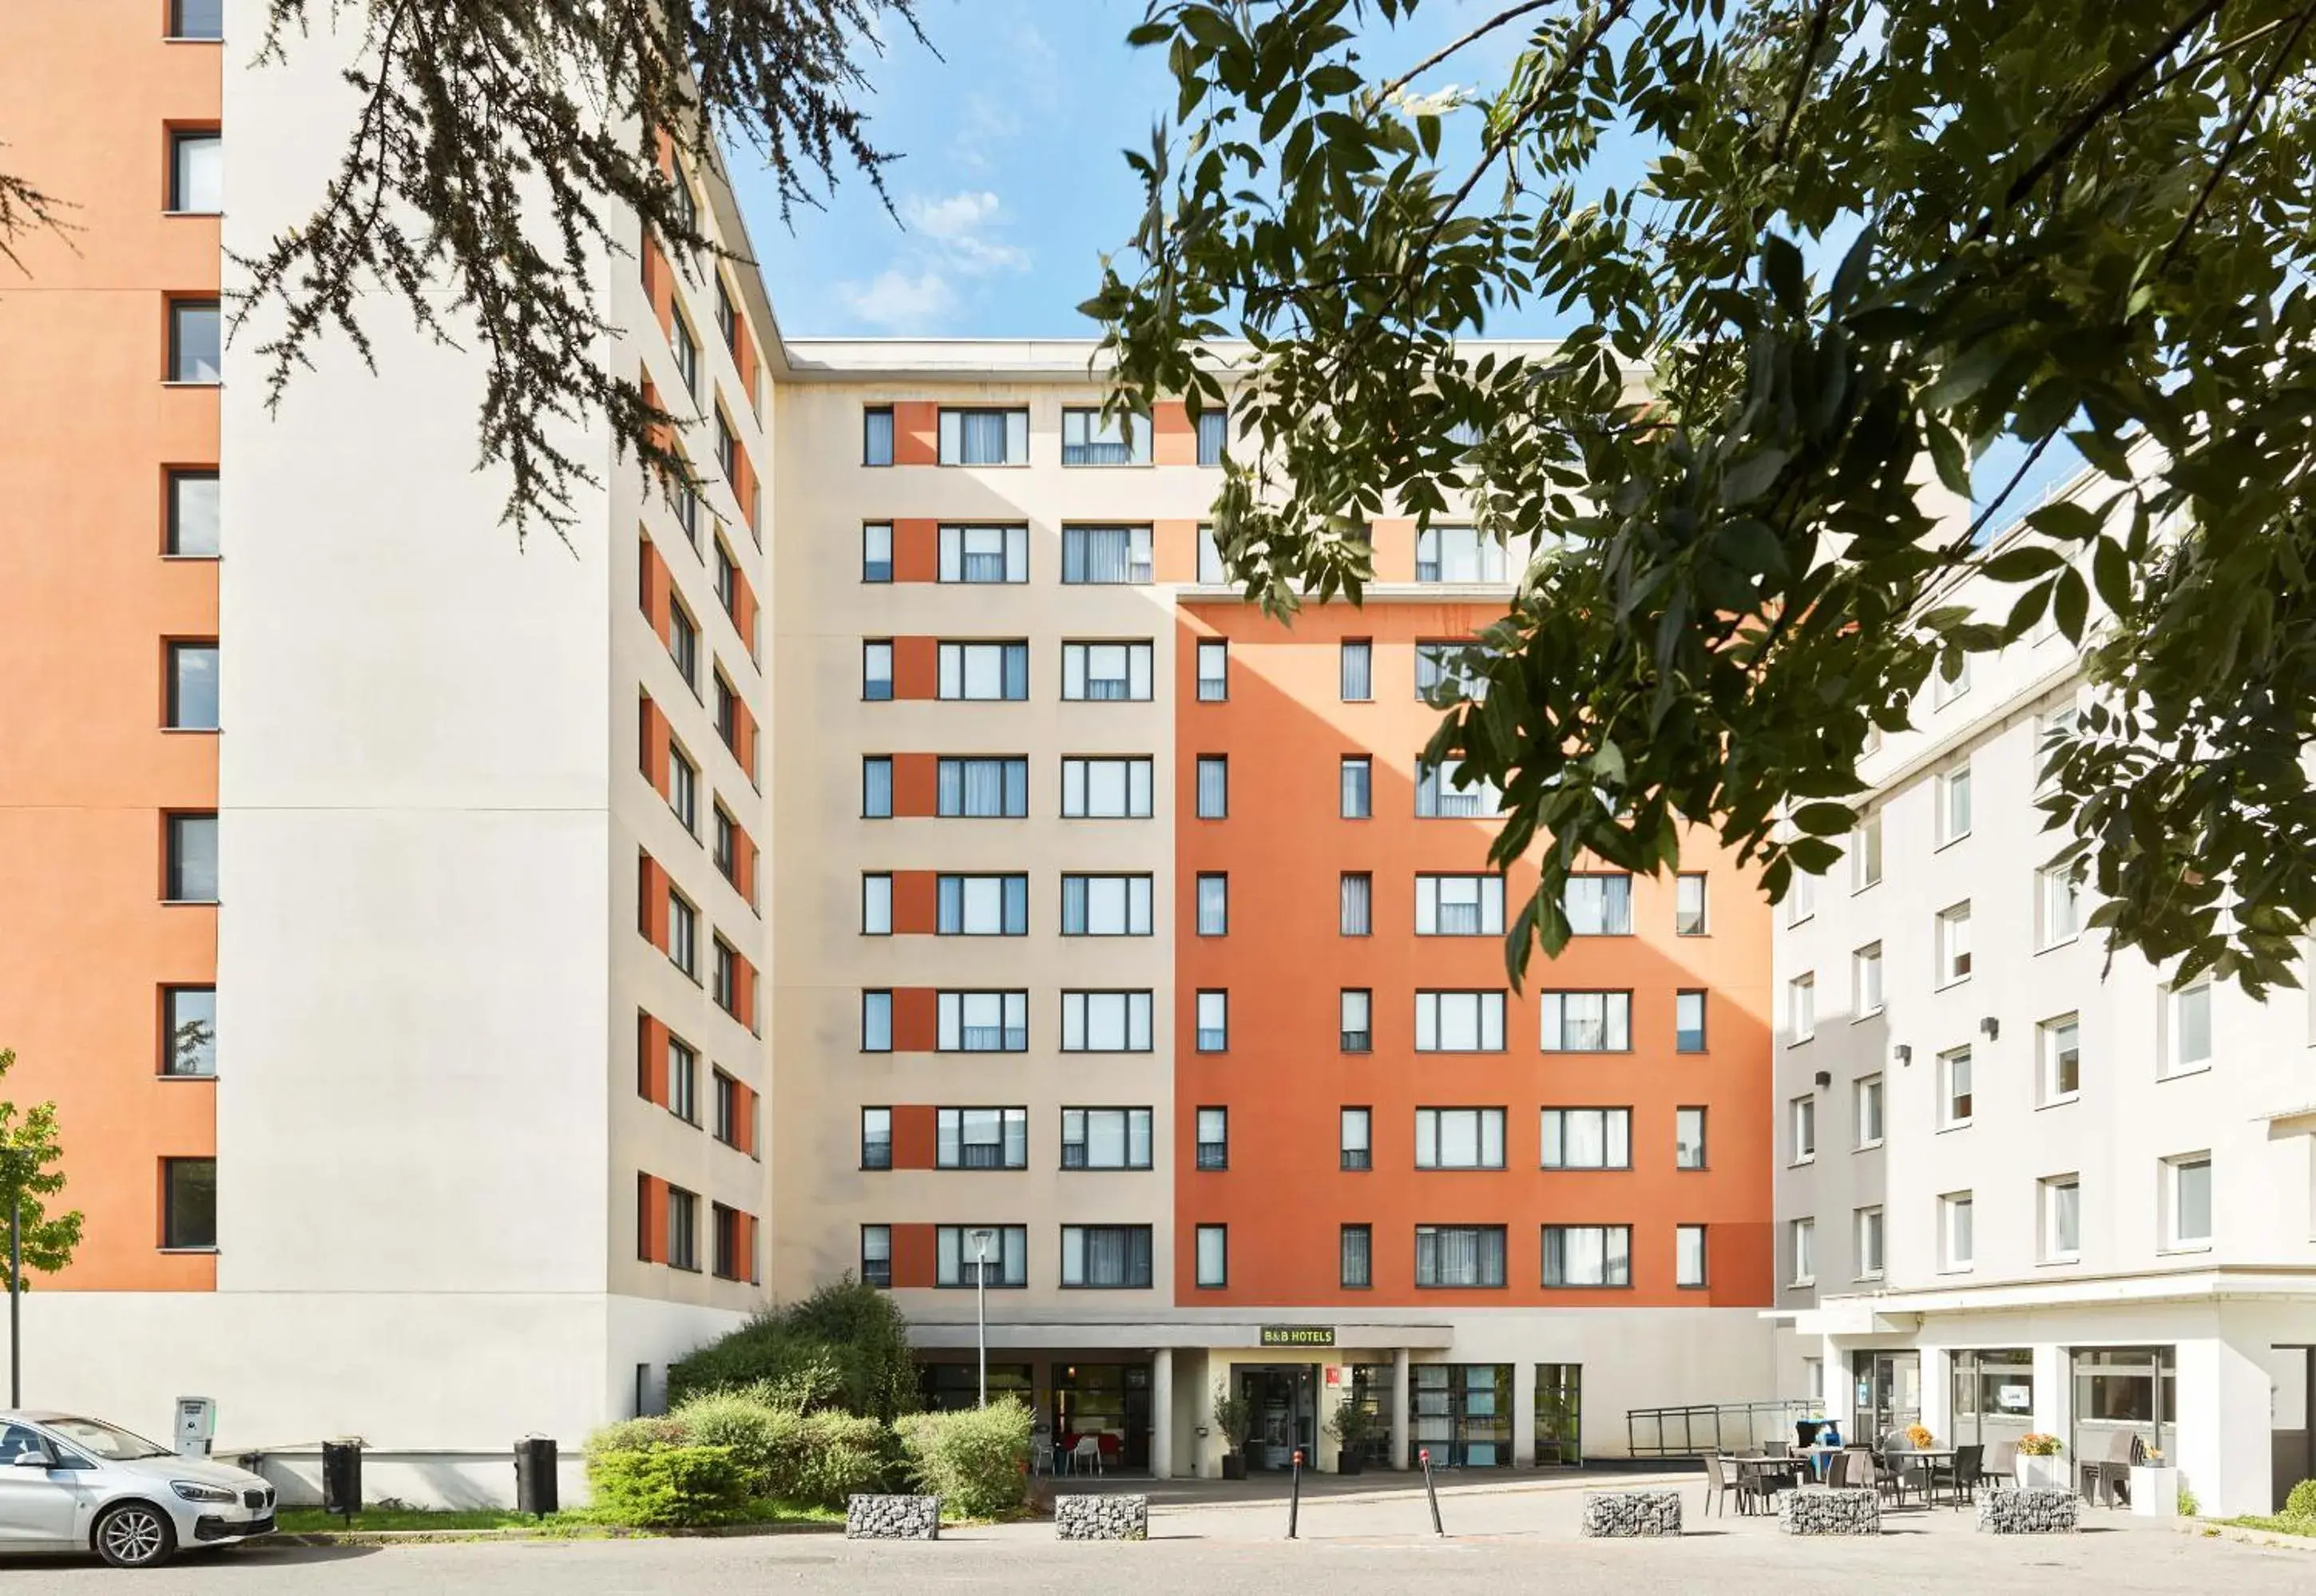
[584,1416,688,1459]
[0,1047,84,1292]
[1091,0,2316,996]
[896,1398,1033,1519]
[2284,1478,2316,1519]
[2176,1483,2200,1518]
[1324,1398,1379,1446]
[585,1444,749,1528]
[668,1387,890,1508]
[666,1278,917,1420]
[1210,1381,1255,1451]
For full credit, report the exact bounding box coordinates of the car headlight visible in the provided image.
[172,1480,236,1504]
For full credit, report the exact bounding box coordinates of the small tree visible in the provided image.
[1210,1380,1255,1456]
[0,1047,82,1293]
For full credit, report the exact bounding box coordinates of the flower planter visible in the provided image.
[1336,1451,1363,1476]
[2130,1464,2179,1517]
[1220,1453,1247,1481]
[2016,1454,2064,1492]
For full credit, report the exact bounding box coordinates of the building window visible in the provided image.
[169,0,225,39]
[168,130,222,215]
[1415,1224,1506,1288]
[1789,972,1816,1043]
[165,812,218,902]
[1416,755,1497,818]
[1539,1107,1631,1170]
[1061,1107,1155,1170]
[861,521,894,581]
[860,1108,892,1170]
[1196,755,1228,819]
[1195,1107,1228,1170]
[1060,525,1152,583]
[1933,653,1971,706]
[1196,990,1228,1052]
[863,406,894,466]
[715,539,744,631]
[1060,991,1154,1052]
[1339,872,1372,936]
[1340,756,1372,818]
[1538,991,1629,1051]
[2166,1154,2212,1249]
[668,745,697,830]
[1060,1225,1154,1289]
[1675,872,1709,935]
[2039,866,2083,947]
[1675,1107,1706,1170]
[1415,1107,1507,1170]
[1061,407,1152,465]
[860,991,893,1051]
[1855,1074,1884,1148]
[667,891,696,977]
[937,991,1029,1052]
[1196,639,1229,701]
[1196,408,1230,465]
[1340,1107,1372,1171]
[714,1070,749,1150]
[939,757,1031,818]
[668,600,698,691]
[860,1224,893,1286]
[1937,759,1973,845]
[1196,1225,1228,1289]
[168,299,221,382]
[1855,1206,1885,1278]
[1196,873,1228,936]
[2040,1014,2081,1103]
[1941,1046,1974,1127]
[1339,989,1371,1052]
[1340,1224,1372,1288]
[937,874,1029,936]
[2166,980,2213,1076]
[161,1157,216,1249]
[713,937,749,1023]
[861,641,894,701]
[1564,873,1632,935]
[666,1039,698,1123]
[166,469,220,556]
[1417,874,1503,936]
[1852,811,1883,891]
[939,523,1029,584]
[1941,1191,1974,1271]
[1675,1225,1707,1289]
[1937,901,1973,984]
[937,640,1029,701]
[862,756,894,818]
[937,1107,1029,1170]
[1061,873,1153,936]
[1788,861,1822,926]
[712,1203,750,1281]
[2041,1174,2080,1262]
[1676,991,1707,1053]
[1541,1225,1633,1288]
[1415,525,1504,584]
[664,1186,698,1270]
[1339,640,1373,701]
[162,986,216,1076]
[671,454,700,545]
[938,1225,1028,1287]
[1791,1095,1817,1162]
[670,309,700,402]
[1853,942,1883,1016]
[1061,640,1153,701]
[1197,522,1227,584]
[938,407,1029,465]
[1418,991,1507,1052]
[1790,1218,1815,1285]
[1061,756,1153,818]
[165,641,220,731]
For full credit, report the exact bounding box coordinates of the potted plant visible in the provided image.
[2130,1446,2181,1518]
[1904,1423,1936,1451]
[2017,1432,2064,1491]
[1212,1381,1255,1481]
[1326,1396,1378,1475]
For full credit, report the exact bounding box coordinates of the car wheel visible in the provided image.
[93,1501,176,1569]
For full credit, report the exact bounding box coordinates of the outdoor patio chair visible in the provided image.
[2080,1432,2140,1507]
[1071,1436,1103,1476]
[1984,1440,2017,1489]
[1930,1443,1985,1504]
[1702,1451,1732,1517]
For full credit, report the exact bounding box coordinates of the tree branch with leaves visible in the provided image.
[0,1048,84,1293]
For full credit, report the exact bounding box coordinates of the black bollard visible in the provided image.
[1421,1447,1444,1536]
[1287,1447,1303,1539]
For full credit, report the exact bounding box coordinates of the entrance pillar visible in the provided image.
[1150,1347,1174,1479]
[1390,1347,1411,1470]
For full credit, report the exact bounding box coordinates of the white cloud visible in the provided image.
[902,189,1030,275]
[838,268,957,332]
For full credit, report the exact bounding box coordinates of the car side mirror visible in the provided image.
[12,1448,58,1469]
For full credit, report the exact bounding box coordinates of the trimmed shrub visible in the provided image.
[792,1411,890,1507]
[898,1397,1033,1520]
[2286,1478,2316,1519]
[587,1444,749,1527]
[666,1388,890,1508]
[666,1278,917,1420]
[583,1416,688,1460]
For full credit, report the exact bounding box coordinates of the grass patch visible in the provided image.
[276,1497,841,1536]
[2218,1514,2316,1538]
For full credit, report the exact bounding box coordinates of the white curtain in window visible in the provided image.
[1063,525,1152,582]
[1542,992,1629,1051]
[1197,757,1227,818]
[1340,874,1371,936]
[1198,875,1227,934]
[1197,524,1226,584]
[1339,642,1372,700]
[1564,875,1632,935]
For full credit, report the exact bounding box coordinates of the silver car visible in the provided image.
[0,1412,276,1568]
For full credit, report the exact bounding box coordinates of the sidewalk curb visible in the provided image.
[268,1520,843,1548]
[2171,1519,2316,1554]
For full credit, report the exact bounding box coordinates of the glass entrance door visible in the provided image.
[1852,1351,1921,1444]
[1950,1349,2034,1450]
[1237,1365,1317,1470]
[1534,1364,1584,1465]
[1055,1362,1152,1471]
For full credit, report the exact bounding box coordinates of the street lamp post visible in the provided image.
[970,1227,994,1408]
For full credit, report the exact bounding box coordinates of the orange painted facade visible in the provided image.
[0,5,221,1289]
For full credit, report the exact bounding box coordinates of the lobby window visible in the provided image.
[2040,1014,2081,1103]
[860,990,892,1052]
[1061,406,1151,465]
[1937,901,1973,984]
[1851,811,1882,890]
[161,1157,216,1249]
[1196,639,1229,701]
[1061,873,1152,936]
[938,406,1029,465]
[863,406,894,466]
[1855,1074,1884,1148]
[668,600,698,691]
[166,469,220,556]
[1415,525,1504,583]
[1941,1046,1974,1127]
[938,873,1029,936]
[938,1225,1028,1288]
[938,990,1029,1052]
[1789,972,1815,1043]
[668,1039,698,1124]
[1340,1224,1372,1289]
[2041,1174,2080,1262]
[1855,1206,1885,1278]
[1415,1107,1506,1170]
[1196,407,1230,465]
[937,1107,1029,1170]
[860,1225,892,1287]
[1675,872,1708,935]
[1539,991,1629,1052]
[860,1108,892,1170]
[1675,1225,1707,1289]
[1061,525,1152,583]
[2164,979,2213,1077]
[1790,1218,1815,1285]
[862,640,894,701]
[941,757,1031,818]
[1415,1224,1506,1287]
[1339,640,1373,701]
[668,744,697,831]
[1940,1191,1974,1271]
[1196,755,1228,818]
[1340,756,1371,818]
[169,0,225,39]
[1418,991,1506,1052]
[1196,991,1228,1051]
[1791,1095,1816,1163]
[1196,1225,1227,1289]
[941,523,1029,584]
[168,299,222,383]
[2039,865,2083,946]
[861,521,893,581]
[1937,759,1973,845]
[1196,873,1227,937]
[938,640,1029,702]
[2165,1154,2212,1249]
[1853,942,1883,1016]
[1339,989,1372,1052]
[168,130,221,215]
[1061,640,1153,702]
[1062,1107,1154,1170]
[1415,755,1497,818]
[1340,1107,1372,1171]
[1675,1107,1706,1170]
[1060,990,1153,1052]
[165,641,219,731]
[1061,756,1152,818]
[1195,1107,1228,1170]
[1339,872,1372,936]
[667,891,696,978]
[1061,1225,1154,1289]
[1675,990,1707,1053]
[1417,874,1503,936]
[165,812,218,902]
[1539,1107,1629,1170]
[862,757,894,818]
[162,986,216,1076]
[1564,873,1632,935]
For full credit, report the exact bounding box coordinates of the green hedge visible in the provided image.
[665,1278,917,1419]
[586,1444,750,1528]
[2286,1478,2316,1519]
[898,1397,1032,1519]
[672,1388,890,1507]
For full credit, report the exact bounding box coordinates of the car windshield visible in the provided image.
[41,1417,174,1461]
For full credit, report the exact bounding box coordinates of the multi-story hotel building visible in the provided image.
[1768,468,2316,1515]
